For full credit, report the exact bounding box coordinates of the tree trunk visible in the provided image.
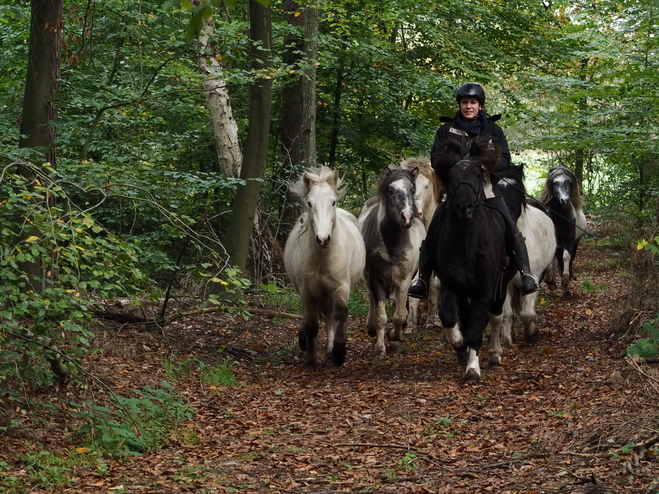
[328,45,346,168]
[196,6,242,179]
[278,0,318,235]
[20,0,62,168]
[18,0,63,293]
[224,0,273,271]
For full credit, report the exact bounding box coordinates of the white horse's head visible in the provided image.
[296,167,342,249]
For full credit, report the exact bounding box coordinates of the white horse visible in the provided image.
[284,166,366,371]
[489,165,557,364]
[399,157,442,332]
[538,166,587,297]
[358,166,425,359]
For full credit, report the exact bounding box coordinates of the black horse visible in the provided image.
[430,139,517,382]
[538,166,587,297]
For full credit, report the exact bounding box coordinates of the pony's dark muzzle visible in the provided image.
[316,236,331,248]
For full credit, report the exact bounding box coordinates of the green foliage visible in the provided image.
[199,358,239,387]
[0,163,148,383]
[627,318,659,359]
[71,382,195,457]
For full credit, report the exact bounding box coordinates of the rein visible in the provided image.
[491,170,591,237]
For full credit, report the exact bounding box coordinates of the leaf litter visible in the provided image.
[2,231,658,493]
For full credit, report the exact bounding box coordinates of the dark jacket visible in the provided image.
[430,111,511,181]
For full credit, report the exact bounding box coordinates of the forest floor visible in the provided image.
[3,227,659,493]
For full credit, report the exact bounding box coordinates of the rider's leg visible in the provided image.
[408,202,445,299]
[484,196,539,295]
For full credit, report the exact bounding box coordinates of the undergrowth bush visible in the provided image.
[70,382,195,457]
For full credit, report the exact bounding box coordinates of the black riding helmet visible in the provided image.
[456,82,485,106]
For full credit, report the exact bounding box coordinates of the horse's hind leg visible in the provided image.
[488,312,503,367]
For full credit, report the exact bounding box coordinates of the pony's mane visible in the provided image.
[289,165,346,201]
[538,166,584,209]
[432,138,501,183]
[399,157,443,193]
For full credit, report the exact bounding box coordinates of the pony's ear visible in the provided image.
[383,165,392,176]
[408,166,420,180]
[329,169,341,188]
[303,171,318,189]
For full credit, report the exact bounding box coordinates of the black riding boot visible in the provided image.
[485,196,539,296]
[511,231,539,295]
[408,240,432,299]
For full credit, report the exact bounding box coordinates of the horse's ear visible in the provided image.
[330,169,340,188]
[303,171,317,190]
[383,165,392,176]
[409,166,420,180]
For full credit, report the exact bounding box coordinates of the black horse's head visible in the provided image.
[434,138,501,221]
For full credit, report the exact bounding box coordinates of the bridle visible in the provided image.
[447,160,483,206]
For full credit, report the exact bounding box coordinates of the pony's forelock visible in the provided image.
[538,166,584,209]
[289,166,347,202]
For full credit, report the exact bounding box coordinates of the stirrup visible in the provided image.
[408,279,429,299]
[521,274,539,295]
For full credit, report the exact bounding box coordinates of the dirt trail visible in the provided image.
[12,235,659,493]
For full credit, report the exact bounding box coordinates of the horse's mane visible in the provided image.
[432,138,501,183]
[289,165,346,201]
[399,157,443,194]
[538,166,584,209]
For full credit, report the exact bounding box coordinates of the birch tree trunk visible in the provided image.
[196,3,242,179]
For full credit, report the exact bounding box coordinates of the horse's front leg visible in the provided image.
[326,286,350,367]
[545,257,558,290]
[520,291,539,341]
[462,298,490,383]
[300,306,320,371]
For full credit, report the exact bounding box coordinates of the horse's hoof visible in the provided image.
[302,362,317,372]
[524,330,539,343]
[463,369,481,383]
[331,346,346,367]
[404,327,413,335]
[387,330,402,342]
[456,351,468,366]
[488,355,502,367]
[372,349,387,361]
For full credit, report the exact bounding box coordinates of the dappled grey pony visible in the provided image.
[495,164,556,356]
[284,166,366,371]
[538,166,587,297]
[358,166,425,359]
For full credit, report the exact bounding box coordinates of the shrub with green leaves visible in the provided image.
[71,382,195,457]
[0,161,147,382]
[627,318,659,359]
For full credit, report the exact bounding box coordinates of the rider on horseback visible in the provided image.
[407,82,539,299]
